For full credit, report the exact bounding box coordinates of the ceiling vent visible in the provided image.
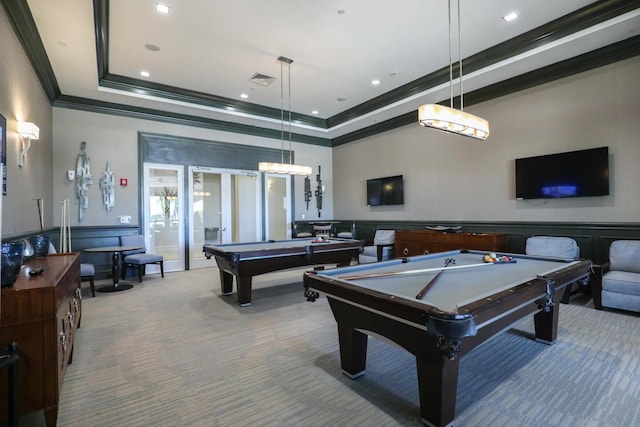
[248,72,276,86]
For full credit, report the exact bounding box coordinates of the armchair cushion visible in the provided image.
[525,236,579,259]
[609,240,640,273]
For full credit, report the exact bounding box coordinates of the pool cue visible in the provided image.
[415,270,443,299]
[338,261,495,281]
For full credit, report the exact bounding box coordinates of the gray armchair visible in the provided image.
[525,236,583,303]
[592,240,640,313]
[359,229,395,264]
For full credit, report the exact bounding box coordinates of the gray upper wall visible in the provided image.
[333,57,640,223]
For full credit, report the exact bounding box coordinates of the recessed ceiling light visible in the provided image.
[503,12,518,22]
[240,93,249,99]
[140,71,150,77]
[371,79,381,86]
[312,110,319,115]
[156,3,170,14]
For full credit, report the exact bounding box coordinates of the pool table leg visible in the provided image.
[336,324,368,379]
[416,355,459,427]
[219,270,234,295]
[533,296,560,344]
[236,276,253,306]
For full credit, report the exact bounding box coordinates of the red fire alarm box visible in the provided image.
[120,178,128,187]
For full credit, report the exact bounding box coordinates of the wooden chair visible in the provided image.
[119,235,164,282]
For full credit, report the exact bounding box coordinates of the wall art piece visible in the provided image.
[314,165,324,217]
[76,141,92,222]
[100,160,115,211]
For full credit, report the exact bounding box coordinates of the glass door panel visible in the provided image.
[265,174,291,241]
[189,167,261,269]
[144,163,185,272]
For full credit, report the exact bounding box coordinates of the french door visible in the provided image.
[143,163,185,272]
[189,167,262,269]
[264,173,292,241]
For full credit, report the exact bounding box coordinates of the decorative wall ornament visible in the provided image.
[314,165,324,217]
[100,161,115,211]
[304,175,312,210]
[75,141,92,222]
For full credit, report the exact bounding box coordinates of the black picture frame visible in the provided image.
[0,112,6,195]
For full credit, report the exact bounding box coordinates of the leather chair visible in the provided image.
[359,229,395,264]
[525,236,582,303]
[119,235,164,282]
[592,240,640,313]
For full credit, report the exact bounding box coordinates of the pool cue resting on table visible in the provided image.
[415,257,455,299]
[338,260,492,280]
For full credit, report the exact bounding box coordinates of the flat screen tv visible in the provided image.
[367,175,404,206]
[515,146,609,200]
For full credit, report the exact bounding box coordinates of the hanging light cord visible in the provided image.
[288,61,293,165]
[448,0,453,109]
[457,0,464,111]
[280,60,285,164]
[448,0,465,111]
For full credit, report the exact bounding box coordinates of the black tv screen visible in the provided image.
[515,146,609,200]
[367,175,404,206]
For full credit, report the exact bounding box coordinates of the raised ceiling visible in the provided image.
[9,0,640,145]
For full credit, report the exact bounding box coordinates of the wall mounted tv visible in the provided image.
[515,146,609,200]
[367,175,404,206]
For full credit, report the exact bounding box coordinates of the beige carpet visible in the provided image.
[17,267,640,427]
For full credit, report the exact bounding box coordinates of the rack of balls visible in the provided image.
[483,253,516,263]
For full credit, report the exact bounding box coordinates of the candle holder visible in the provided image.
[29,235,50,259]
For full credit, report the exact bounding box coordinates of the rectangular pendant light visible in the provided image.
[418,104,489,141]
[258,162,312,176]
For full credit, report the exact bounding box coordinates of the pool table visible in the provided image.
[303,249,591,427]
[203,237,363,306]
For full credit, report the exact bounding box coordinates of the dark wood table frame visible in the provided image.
[303,251,591,427]
[203,238,363,306]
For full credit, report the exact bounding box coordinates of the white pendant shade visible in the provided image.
[258,162,312,176]
[418,104,489,141]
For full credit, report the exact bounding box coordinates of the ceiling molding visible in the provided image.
[332,35,640,146]
[3,0,639,149]
[52,94,333,147]
[1,0,60,102]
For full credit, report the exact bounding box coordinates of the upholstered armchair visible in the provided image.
[525,236,583,303]
[359,229,395,264]
[592,240,640,313]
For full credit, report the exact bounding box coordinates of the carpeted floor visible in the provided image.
[17,267,640,426]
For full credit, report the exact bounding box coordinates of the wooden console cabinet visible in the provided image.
[395,230,508,257]
[0,253,81,427]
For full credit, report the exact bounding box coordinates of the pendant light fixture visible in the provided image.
[259,56,312,176]
[418,0,489,140]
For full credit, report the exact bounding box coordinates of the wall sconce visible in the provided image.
[18,121,39,167]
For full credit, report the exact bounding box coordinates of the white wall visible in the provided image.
[332,57,640,223]
[52,108,333,227]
